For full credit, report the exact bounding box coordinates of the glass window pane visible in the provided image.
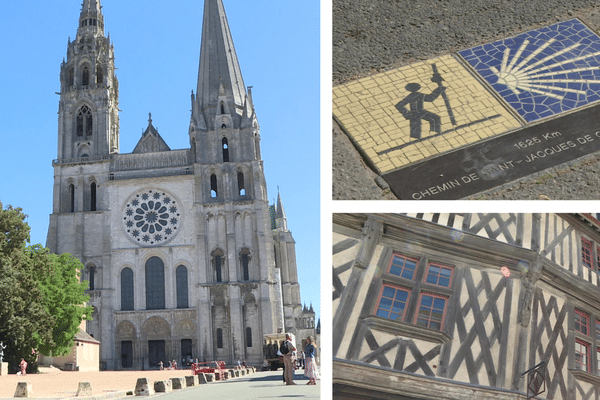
[392,301,405,313]
[426,274,438,284]
[421,295,433,307]
[439,277,450,287]
[395,290,408,301]
[382,286,395,298]
[379,297,392,310]
[430,321,441,330]
[440,267,452,277]
[389,265,402,276]
[433,298,446,310]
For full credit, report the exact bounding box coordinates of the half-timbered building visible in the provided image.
[333,213,600,399]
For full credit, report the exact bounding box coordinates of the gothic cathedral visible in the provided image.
[47,0,316,370]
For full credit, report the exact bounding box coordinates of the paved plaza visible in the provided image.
[0,368,319,399]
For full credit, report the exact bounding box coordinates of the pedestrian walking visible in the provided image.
[281,334,296,385]
[19,358,27,376]
[159,360,163,370]
[304,336,319,385]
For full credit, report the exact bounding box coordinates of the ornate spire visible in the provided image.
[193,0,247,130]
[77,0,104,37]
[276,189,287,220]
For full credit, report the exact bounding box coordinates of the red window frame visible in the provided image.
[575,340,590,372]
[388,253,418,280]
[582,238,593,268]
[575,309,590,336]
[596,319,600,341]
[373,284,411,322]
[414,292,448,331]
[423,263,454,288]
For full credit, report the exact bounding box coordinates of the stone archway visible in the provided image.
[141,316,171,368]
[116,321,136,369]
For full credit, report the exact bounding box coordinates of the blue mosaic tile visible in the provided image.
[459,19,600,122]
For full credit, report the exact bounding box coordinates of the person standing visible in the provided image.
[282,334,296,385]
[19,358,27,376]
[304,336,319,385]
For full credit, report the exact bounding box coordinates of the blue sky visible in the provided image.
[0,1,320,321]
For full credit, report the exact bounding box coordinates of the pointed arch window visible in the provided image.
[220,103,225,114]
[145,257,165,310]
[82,65,90,86]
[222,138,230,162]
[216,328,223,349]
[96,67,103,85]
[76,105,93,136]
[176,265,189,309]
[238,171,246,196]
[69,183,75,213]
[90,182,97,211]
[246,327,252,348]
[88,266,96,290]
[68,68,74,87]
[240,248,250,281]
[212,249,224,282]
[210,174,218,198]
[121,267,134,311]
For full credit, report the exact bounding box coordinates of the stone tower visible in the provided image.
[46,0,312,370]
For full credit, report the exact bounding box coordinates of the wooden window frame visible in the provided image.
[387,253,418,280]
[575,339,591,373]
[582,237,593,269]
[373,284,411,322]
[423,262,454,288]
[575,309,590,336]
[414,292,449,331]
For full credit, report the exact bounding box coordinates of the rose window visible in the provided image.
[123,190,180,246]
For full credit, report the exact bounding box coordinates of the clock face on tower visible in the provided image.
[122,189,181,246]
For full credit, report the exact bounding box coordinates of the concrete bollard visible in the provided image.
[197,373,208,384]
[76,381,93,396]
[185,375,199,387]
[205,373,215,382]
[134,378,154,396]
[14,382,34,398]
[170,377,186,389]
[154,380,172,393]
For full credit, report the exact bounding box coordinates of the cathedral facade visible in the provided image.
[47,0,313,370]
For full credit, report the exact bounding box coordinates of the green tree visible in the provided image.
[0,202,91,373]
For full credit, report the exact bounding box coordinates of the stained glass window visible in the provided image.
[145,257,165,310]
[121,267,134,311]
[176,265,188,309]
